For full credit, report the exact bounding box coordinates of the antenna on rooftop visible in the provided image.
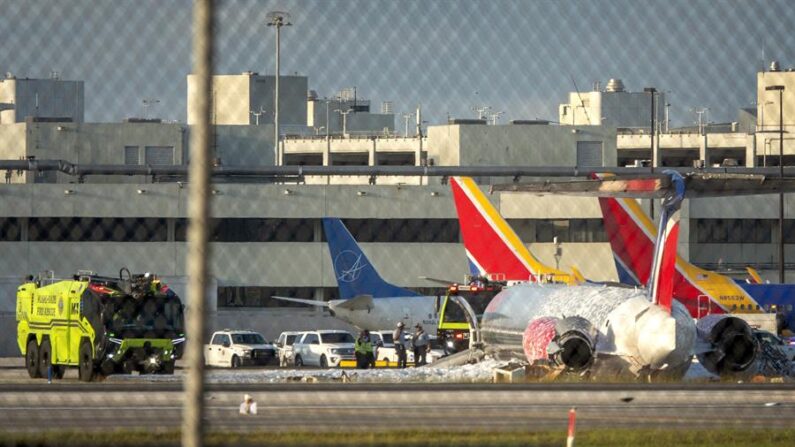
[570,75,592,125]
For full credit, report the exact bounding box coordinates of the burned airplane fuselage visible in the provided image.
[480,282,697,379]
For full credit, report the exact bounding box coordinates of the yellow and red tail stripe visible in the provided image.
[599,195,764,317]
[450,177,574,284]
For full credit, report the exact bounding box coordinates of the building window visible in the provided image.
[283,153,323,166]
[377,153,416,166]
[144,146,174,165]
[28,217,168,242]
[507,219,605,243]
[176,218,316,242]
[336,219,459,243]
[694,219,772,244]
[0,218,22,241]
[124,146,140,165]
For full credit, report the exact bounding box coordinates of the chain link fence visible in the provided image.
[1,1,795,446]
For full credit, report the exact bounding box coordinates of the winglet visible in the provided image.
[322,218,420,299]
[570,266,586,284]
[450,176,573,284]
[746,267,763,285]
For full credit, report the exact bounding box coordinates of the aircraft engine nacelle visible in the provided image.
[523,316,596,371]
[696,314,757,376]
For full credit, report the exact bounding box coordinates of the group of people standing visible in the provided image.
[353,322,430,369]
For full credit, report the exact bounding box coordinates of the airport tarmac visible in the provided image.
[0,382,794,433]
[1,352,794,434]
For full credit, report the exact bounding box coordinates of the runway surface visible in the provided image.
[0,381,794,433]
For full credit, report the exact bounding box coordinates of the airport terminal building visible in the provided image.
[0,68,794,355]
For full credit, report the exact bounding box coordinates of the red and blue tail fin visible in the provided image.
[450,177,574,284]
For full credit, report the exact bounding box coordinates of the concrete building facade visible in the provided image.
[559,78,665,129]
[0,76,84,124]
[187,72,308,132]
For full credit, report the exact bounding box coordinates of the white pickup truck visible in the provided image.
[292,330,356,368]
[204,330,277,368]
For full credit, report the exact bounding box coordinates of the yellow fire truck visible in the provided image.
[437,277,504,354]
[16,269,185,381]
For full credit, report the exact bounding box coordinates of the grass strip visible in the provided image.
[1,428,794,446]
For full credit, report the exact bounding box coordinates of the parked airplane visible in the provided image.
[599,193,795,332]
[470,172,766,378]
[449,176,576,284]
[272,218,440,332]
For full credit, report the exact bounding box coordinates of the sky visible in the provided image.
[1,0,794,126]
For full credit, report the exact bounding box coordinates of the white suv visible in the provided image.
[275,331,306,367]
[369,330,414,364]
[204,330,276,368]
[292,330,355,368]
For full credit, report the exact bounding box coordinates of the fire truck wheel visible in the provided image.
[38,338,53,378]
[78,341,95,382]
[122,358,138,375]
[26,339,41,379]
[100,359,117,376]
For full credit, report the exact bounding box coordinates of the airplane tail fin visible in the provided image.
[649,203,682,313]
[322,218,419,300]
[598,192,656,287]
[450,177,572,284]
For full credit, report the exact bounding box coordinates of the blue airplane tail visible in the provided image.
[323,218,420,300]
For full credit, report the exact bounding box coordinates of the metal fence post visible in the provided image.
[182,1,214,447]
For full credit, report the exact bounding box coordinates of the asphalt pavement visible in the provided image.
[0,381,793,432]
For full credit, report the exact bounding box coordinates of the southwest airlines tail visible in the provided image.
[450,177,574,284]
[599,196,742,317]
[322,218,419,300]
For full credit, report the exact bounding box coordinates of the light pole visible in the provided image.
[267,11,291,165]
[334,108,353,137]
[250,107,265,125]
[644,87,657,220]
[489,111,505,125]
[472,105,491,120]
[761,100,774,166]
[766,85,786,283]
[142,98,160,119]
[401,112,414,137]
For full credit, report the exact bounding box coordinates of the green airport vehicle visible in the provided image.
[16,269,185,381]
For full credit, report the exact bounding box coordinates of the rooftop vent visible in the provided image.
[449,118,487,125]
[605,78,625,92]
[510,120,550,125]
[770,61,780,72]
